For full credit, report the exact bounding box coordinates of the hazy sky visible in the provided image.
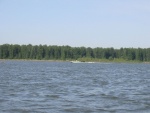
[0,0,150,48]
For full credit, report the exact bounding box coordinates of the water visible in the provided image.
[0,60,150,113]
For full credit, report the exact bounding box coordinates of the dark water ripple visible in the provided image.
[0,61,150,113]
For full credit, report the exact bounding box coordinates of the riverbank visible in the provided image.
[0,58,149,63]
[0,59,65,62]
[1,44,150,64]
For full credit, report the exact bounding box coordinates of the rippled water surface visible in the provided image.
[0,60,150,113]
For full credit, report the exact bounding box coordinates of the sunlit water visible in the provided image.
[0,60,150,113]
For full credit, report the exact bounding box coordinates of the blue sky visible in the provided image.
[0,0,150,48]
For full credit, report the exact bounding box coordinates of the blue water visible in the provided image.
[0,60,150,113]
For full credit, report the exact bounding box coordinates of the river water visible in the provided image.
[0,60,150,113]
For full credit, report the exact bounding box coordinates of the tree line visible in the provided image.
[0,44,150,62]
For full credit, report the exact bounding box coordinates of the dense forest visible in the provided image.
[0,44,150,62]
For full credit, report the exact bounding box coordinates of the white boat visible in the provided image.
[70,60,95,63]
[70,60,82,63]
[87,62,95,63]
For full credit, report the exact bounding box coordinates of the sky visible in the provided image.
[0,0,150,48]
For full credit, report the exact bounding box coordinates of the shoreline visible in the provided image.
[0,59,149,64]
[0,59,67,62]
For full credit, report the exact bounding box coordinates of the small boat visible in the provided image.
[70,60,95,63]
[70,60,81,63]
[87,62,95,63]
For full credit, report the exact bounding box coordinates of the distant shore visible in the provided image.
[1,44,150,63]
[0,59,66,62]
[0,59,150,64]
